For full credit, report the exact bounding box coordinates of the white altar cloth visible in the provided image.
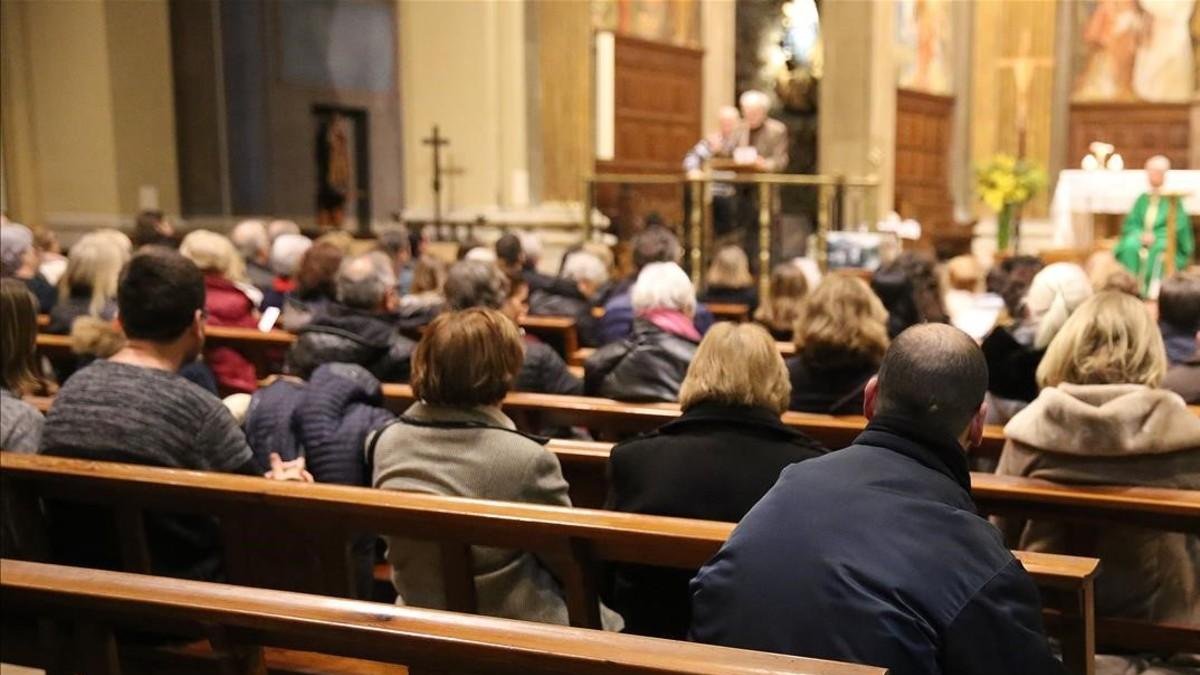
[1050,170,1200,247]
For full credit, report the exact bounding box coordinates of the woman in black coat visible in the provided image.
[787,272,890,415]
[605,322,826,639]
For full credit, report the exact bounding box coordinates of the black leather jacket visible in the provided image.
[584,318,698,402]
[286,304,415,383]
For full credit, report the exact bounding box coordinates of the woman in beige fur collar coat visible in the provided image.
[997,292,1200,666]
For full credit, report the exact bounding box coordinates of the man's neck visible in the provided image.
[108,340,188,373]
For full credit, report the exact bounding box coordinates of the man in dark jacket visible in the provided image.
[528,250,609,347]
[1159,272,1200,365]
[690,324,1062,675]
[286,252,415,382]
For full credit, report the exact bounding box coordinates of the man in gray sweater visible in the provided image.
[41,249,283,581]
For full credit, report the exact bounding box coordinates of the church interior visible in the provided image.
[1,1,1198,674]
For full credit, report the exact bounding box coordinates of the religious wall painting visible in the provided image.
[313,106,370,234]
[895,0,953,95]
[592,0,700,48]
[1072,0,1198,102]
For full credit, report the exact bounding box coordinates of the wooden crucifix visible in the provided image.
[996,30,1054,251]
[423,125,450,235]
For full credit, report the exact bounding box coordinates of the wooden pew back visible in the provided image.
[2,559,881,675]
[0,451,1098,674]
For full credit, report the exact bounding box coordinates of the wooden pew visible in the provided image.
[0,452,1098,675]
[1,559,880,675]
[378,384,1010,460]
[704,302,750,322]
[520,315,579,359]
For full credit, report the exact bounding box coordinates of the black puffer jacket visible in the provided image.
[516,336,583,396]
[528,287,601,348]
[286,304,415,383]
[584,318,698,402]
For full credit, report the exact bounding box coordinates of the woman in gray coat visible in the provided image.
[369,307,622,630]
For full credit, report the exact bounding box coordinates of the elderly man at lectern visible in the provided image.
[735,90,789,172]
[1114,156,1195,295]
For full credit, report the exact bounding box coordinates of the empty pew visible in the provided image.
[377,384,1010,460]
[0,452,1099,675]
[520,315,579,359]
[1,559,879,675]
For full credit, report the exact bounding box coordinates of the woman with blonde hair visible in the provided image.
[370,308,622,630]
[753,263,808,340]
[998,292,1200,655]
[46,232,128,334]
[787,271,889,414]
[607,321,825,638]
[699,245,757,310]
[180,229,260,394]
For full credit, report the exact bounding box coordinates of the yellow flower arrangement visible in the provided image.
[974,154,1047,251]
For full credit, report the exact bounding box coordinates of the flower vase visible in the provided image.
[996,203,1016,254]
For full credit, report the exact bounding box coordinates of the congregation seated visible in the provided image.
[1159,272,1200,366]
[34,227,67,288]
[262,232,312,311]
[585,262,700,403]
[375,223,413,294]
[699,245,758,312]
[528,249,608,347]
[981,262,1092,424]
[286,252,416,382]
[230,219,274,292]
[942,254,1004,341]
[606,322,825,639]
[598,225,714,345]
[130,208,179,250]
[0,222,57,312]
[396,254,446,331]
[368,308,623,630]
[870,250,947,338]
[45,230,127,335]
[279,241,343,331]
[445,260,582,396]
[1164,332,1200,403]
[787,272,888,414]
[1,279,45,558]
[181,230,262,394]
[752,262,808,341]
[690,324,1062,674]
[38,249,302,581]
[997,291,1200,666]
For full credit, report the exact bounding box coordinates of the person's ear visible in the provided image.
[967,401,988,450]
[862,375,879,419]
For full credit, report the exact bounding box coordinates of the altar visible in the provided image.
[1050,170,1200,248]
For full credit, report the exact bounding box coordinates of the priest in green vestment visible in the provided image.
[1114,155,1194,295]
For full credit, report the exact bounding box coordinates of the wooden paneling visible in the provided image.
[1068,102,1190,170]
[895,88,955,247]
[536,0,592,203]
[597,34,702,231]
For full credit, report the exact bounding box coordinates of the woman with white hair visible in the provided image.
[262,232,313,311]
[46,232,128,335]
[584,262,700,402]
[180,229,261,394]
[529,250,610,347]
[981,261,1093,424]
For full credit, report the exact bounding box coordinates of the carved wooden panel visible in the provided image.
[596,34,702,235]
[894,88,955,247]
[1068,102,1190,170]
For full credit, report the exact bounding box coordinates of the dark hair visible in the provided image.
[294,242,343,300]
[117,249,205,341]
[1,278,40,394]
[456,236,485,261]
[876,324,988,439]
[871,251,947,337]
[444,261,509,310]
[411,308,524,407]
[631,225,681,271]
[495,233,523,267]
[409,228,427,258]
[131,210,176,249]
[1159,272,1200,332]
[989,255,1044,318]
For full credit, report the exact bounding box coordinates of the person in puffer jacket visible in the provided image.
[242,362,394,598]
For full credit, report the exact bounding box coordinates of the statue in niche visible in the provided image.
[316,113,352,230]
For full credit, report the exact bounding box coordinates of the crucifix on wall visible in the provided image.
[996,30,1054,161]
[422,125,450,236]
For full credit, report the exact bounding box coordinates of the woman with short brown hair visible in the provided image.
[370,308,622,630]
[788,272,889,414]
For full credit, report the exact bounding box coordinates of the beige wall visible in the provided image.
[701,0,736,125]
[0,0,179,229]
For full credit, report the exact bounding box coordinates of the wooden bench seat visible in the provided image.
[520,315,579,359]
[2,559,880,675]
[703,303,750,322]
[0,451,1099,675]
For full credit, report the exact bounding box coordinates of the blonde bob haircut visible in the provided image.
[679,322,791,414]
[706,245,754,289]
[793,271,889,367]
[180,229,247,282]
[1036,291,1167,389]
[412,308,525,407]
[59,232,128,316]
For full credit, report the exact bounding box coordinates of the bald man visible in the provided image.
[1114,155,1195,295]
[690,325,1062,675]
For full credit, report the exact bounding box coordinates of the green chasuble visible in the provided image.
[1114,192,1194,292]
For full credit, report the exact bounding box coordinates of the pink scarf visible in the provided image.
[639,308,701,342]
